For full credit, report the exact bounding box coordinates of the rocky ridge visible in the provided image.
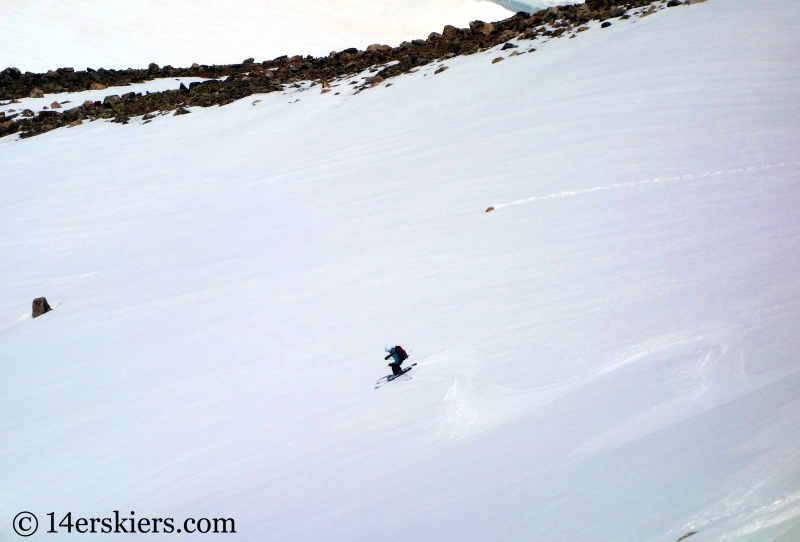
[0,0,705,139]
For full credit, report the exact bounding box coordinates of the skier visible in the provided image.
[385,345,409,376]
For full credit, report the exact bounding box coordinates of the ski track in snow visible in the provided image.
[428,330,798,446]
[492,161,800,211]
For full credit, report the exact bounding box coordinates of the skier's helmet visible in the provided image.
[384,345,393,353]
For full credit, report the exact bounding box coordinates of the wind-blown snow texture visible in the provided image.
[0,0,510,73]
[2,1,800,541]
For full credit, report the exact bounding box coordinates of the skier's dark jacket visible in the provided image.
[385,346,408,364]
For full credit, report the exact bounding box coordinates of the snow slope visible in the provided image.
[0,0,510,73]
[492,0,578,14]
[0,78,209,117]
[2,1,800,541]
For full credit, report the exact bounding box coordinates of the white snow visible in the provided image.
[0,0,511,73]
[2,1,800,541]
[0,78,210,116]
[492,0,581,14]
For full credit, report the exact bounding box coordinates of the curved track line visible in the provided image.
[492,161,800,210]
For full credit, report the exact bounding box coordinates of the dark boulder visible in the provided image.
[601,21,613,28]
[32,297,51,318]
[442,25,460,37]
[366,44,392,53]
[1,67,21,81]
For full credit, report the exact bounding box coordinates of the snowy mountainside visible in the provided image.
[492,0,580,13]
[0,0,510,73]
[2,1,800,541]
[0,78,208,118]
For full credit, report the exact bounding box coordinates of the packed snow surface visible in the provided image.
[0,78,209,117]
[2,1,800,541]
[0,0,511,73]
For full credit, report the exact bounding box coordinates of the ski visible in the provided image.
[375,363,416,389]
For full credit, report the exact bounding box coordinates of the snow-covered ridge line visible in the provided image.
[0,0,698,140]
[0,0,513,73]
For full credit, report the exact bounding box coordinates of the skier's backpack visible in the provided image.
[395,346,409,361]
